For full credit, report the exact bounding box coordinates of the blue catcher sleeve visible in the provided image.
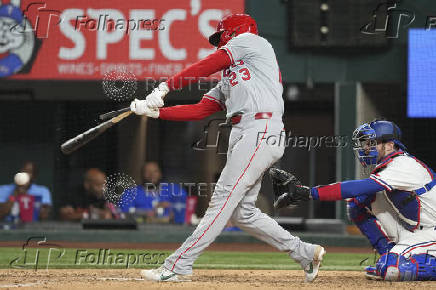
[311,178,386,201]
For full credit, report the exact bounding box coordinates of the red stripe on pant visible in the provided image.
[170,121,269,272]
[403,242,436,256]
[373,219,391,243]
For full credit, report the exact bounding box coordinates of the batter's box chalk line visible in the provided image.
[97,277,144,281]
[0,282,41,288]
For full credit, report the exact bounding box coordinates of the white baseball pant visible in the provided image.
[163,113,317,275]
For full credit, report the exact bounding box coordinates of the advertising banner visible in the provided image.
[0,0,244,79]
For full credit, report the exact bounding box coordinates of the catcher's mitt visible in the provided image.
[268,167,311,209]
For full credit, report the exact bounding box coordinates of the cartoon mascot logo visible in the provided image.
[0,0,38,78]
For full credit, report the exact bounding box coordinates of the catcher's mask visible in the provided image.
[352,120,406,168]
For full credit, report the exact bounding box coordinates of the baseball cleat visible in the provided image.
[364,266,382,280]
[140,265,191,282]
[304,245,326,282]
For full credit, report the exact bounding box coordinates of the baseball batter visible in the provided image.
[271,120,436,281]
[130,14,325,282]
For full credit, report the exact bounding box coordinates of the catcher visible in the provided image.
[270,120,436,281]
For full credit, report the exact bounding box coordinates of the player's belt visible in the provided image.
[230,112,273,125]
[415,179,436,195]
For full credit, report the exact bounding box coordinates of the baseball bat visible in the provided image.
[61,111,132,155]
[99,106,130,121]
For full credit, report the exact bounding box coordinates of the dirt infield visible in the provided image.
[0,269,436,290]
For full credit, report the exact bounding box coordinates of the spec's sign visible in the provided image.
[0,0,243,79]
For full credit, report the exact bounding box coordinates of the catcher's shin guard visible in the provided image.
[347,197,394,255]
[374,253,436,281]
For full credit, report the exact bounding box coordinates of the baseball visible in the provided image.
[14,172,30,186]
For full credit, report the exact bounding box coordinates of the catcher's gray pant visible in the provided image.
[163,115,316,275]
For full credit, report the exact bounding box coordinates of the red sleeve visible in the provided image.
[166,50,231,90]
[159,98,223,121]
[312,183,342,201]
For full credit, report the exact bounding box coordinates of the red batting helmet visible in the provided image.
[209,14,258,48]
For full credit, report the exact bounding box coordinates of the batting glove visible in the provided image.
[145,82,169,108]
[130,99,160,118]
